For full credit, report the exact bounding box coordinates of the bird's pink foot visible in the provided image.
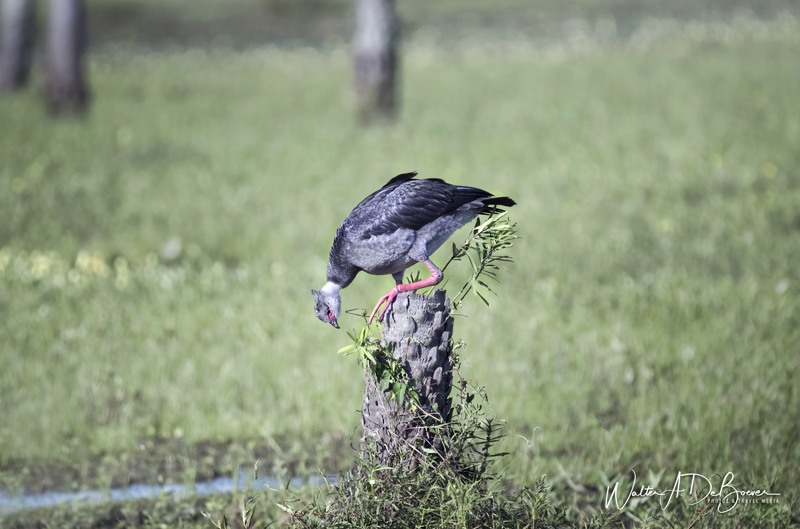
[367,260,444,324]
[367,287,399,324]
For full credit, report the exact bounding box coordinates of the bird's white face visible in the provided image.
[311,284,341,328]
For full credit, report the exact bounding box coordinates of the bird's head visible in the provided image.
[311,282,341,329]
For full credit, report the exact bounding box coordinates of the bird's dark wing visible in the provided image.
[383,171,419,187]
[358,178,493,239]
[350,172,419,212]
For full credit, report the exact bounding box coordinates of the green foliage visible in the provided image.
[282,382,574,529]
[337,326,419,407]
[336,326,380,366]
[442,212,518,309]
[445,382,507,482]
[286,465,569,529]
[203,496,258,529]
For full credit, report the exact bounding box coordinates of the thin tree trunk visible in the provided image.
[44,0,88,115]
[0,0,36,91]
[361,290,454,466]
[353,0,398,125]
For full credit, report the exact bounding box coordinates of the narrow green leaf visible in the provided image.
[360,347,376,364]
[337,344,356,356]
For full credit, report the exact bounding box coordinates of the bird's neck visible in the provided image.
[326,254,359,288]
[320,281,341,297]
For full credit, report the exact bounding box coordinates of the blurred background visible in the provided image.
[1,0,799,524]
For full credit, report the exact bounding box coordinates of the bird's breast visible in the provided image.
[347,229,416,275]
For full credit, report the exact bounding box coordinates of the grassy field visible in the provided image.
[80,0,800,48]
[1,6,799,528]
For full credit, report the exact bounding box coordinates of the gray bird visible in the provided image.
[312,172,515,328]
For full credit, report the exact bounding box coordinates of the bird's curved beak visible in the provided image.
[329,315,340,329]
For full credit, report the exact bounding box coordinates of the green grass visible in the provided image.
[1,12,799,528]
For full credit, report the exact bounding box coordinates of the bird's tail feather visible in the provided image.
[479,196,516,215]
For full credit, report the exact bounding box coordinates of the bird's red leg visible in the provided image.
[367,289,400,325]
[367,260,443,324]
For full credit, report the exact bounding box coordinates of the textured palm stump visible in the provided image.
[361,290,454,466]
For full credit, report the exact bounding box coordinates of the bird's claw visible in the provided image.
[367,288,400,324]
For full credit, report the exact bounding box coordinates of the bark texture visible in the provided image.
[44,0,88,115]
[353,0,398,124]
[0,0,36,91]
[361,290,454,466]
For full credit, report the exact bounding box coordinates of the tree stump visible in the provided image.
[360,290,454,466]
[44,0,89,115]
[0,0,36,91]
[353,0,398,124]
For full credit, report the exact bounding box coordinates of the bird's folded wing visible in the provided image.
[358,180,490,239]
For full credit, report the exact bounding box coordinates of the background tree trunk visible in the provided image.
[44,0,88,115]
[361,290,454,466]
[0,0,36,91]
[353,0,398,125]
